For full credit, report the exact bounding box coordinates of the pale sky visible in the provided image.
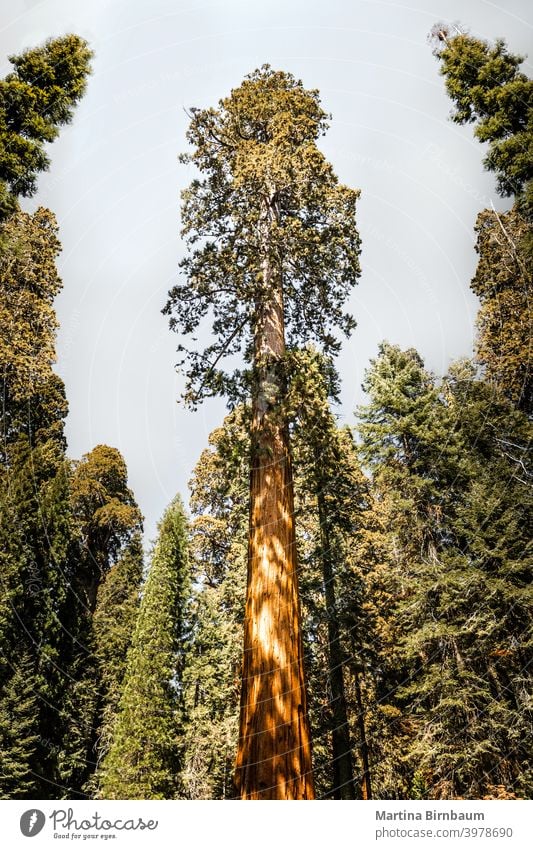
[1,0,531,542]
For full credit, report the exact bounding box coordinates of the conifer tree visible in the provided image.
[470,203,532,414]
[70,444,143,610]
[0,33,150,800]
[184,383,370,800]
[432,26,532,414]
[431,26,532,203]
[89,534,144,784]
[357,344,532,799]
[0,35,92,219]
[287,350,367,799]
[57,533,144,797]
[182,412,248,799]
[52,446,143,797]
[0,652,39,797]
[0,205,79,797]
[165,66,361,799]
[0,72,140,797]
[99,497,190,799]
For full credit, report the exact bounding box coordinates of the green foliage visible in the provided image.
[164,65,361,406]
[182,375,371,800]
[0,182,78,799]
[0,652,40,798]
[99,497,190,799]
[0,207,63,419]
[58,534,145,798]
[432,26,532,416]
[0,35,92,219]
[0,40,141,794]
[182,411,248,798]
[287,349,368,798]
[432,26,532,201]
[69,444,143,610]
[356,343,533,799]
[470,205,532,414]
[92,533,145,747]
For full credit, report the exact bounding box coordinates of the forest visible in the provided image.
[0,20,531,802]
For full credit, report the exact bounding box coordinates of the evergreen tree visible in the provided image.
[54,446,143,797]
[165,66,361,799]
[0,32,150,801]
[0,204,77,797]
[182,411,248,798]
[470,205,532,414]
[432,25,532,414]
[89,534,144,787]
[287,349,367,799]
[69,444,143,610]
[357,344,532,799]
[0,35,92,219]
[183,382,370,801]
[0,169,140,801]
[0,33,91,796]
[431,25,532,203]
[99,496,190,799]
[0,652,40,797]
[57,534,144,798]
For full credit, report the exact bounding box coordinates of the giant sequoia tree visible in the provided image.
[165,66,361,799]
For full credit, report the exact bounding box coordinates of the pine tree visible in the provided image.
[470,205,532,414]
[89,534,144,786]
[99,496,190,799]
[0,33,151,800]
[0,35,92,219]
[431,25,532,414]
[0,35,91,795]
[357,344,532,799]
[183,379,371,800]
[52,445,143,797]
[69,444,143,610]
[431,25,532,203]
[0,191,140,800]
[57,534,144,798]
[287,349,367,799]
[165,66,361,799]
[0,652,40,797]
[0,204,77,797]
[182,410,249,798]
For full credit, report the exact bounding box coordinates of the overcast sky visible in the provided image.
[1,0,531,542]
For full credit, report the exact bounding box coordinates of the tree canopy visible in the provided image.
[164,65,361,406]
[0,35,92,219]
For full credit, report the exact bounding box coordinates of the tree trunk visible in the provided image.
[316,480,356,799]
[235,199,315,799]
[353,669,372,800]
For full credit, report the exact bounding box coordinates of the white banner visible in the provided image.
[1,800,531,849]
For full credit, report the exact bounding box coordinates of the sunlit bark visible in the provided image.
[235,199,314,799]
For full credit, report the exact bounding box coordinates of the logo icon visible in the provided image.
[20,810,46,837]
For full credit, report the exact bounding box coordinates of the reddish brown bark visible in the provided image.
[235,202,315,799]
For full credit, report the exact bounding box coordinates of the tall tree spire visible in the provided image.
[165,66,361,798]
